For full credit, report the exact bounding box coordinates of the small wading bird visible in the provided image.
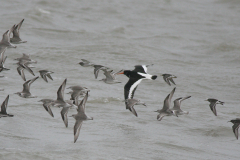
[79,59,94,67]
[93,65,109,79]
[99,69,122,84]
[0,25,17,53]
[17,61,35,81]
[0,48,9,72]
[48,79,75,127]
[71,91,93,143]
[10,19,27,44]
[124,98,146,117]
[155,87,178,121]
[15,53,37,63]
[0,95,13,118]
[39,70,54,83]
[205,98,224,116]
[38,99,55,117]
[171,96,191,116]
[67,86,89,105]
[229,118,240,140]
[161,74,177,86]
[15,76,39,98]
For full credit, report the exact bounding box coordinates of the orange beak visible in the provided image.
[116,70,124,75]
[117,72,124,75]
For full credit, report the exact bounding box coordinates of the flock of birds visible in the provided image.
[0,19,240,143]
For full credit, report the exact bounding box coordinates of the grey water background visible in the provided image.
[0,0,240,159]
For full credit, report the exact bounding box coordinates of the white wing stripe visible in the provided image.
[128,79,142,99]
[142,65,147,73]
[138,72,152,80]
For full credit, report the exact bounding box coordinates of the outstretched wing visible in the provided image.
[78,91,89,113]
[60,107,69,127]
[57,79,67,102]
[232,123,240,140]
[133,65,147,73]
[74,120,83,143]
[124,78,142,100]
[209,101,217,116]
[1,95,9,114]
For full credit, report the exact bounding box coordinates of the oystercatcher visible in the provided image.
[117,64,157,112]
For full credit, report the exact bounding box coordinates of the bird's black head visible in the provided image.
[229,119,240,124]
[117,70,131,78]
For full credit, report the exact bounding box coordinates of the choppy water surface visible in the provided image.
[1,0,240,159]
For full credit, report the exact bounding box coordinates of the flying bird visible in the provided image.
[171,96,191,116]
[48,79,74,127]
[15,76,39,98]
[0,95,13,118]
[117,64,157,113]
[93,65,109,79]
[99,69,122,84]
[71,91,93,143]
[79,59,94,67]
[10,19,27,44]
[0,26,17,53]
[15,53,37,63]
[155,87,177,121]
[16,60,35,81]
[161,74,177,86]
[205,98,224,116]
[38,99,55,117]
[39,70,54,83]
[0,48,10,72]
[67,85,89,105]
[124,98,146,117]
[229,118,240,140]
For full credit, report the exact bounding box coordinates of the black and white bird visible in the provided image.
[0,95,13,118]
[205,98,224,116]
[117,64,157,112]
[161,74,177,86]
[229,118,240,140]
[10,19,27,44]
